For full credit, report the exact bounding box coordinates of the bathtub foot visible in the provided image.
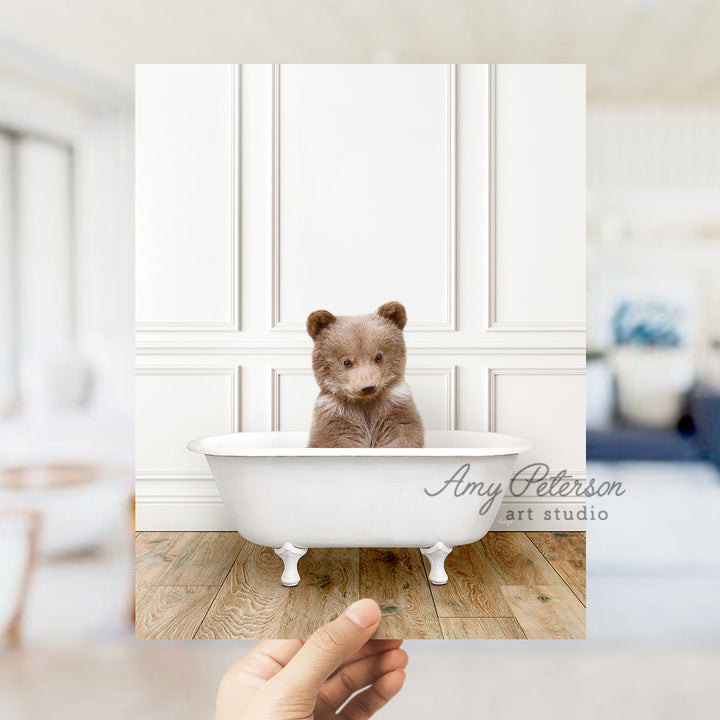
[274,543,307,586]
[421,542,453,585]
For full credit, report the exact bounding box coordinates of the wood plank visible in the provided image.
[135,585,219,640]
[550,559,586,606]
[276,549,360,638]
[135,532,588,639]
[196,542,290,639]
[135,531,179,549]
[440,617,526,640]
[422,542,513,618]
[525,531,585,561]
[360,548,442,639]
[525,532,586,605]
[481,532,564,586]
[135,532,184,606]
[154,532,243,586]
[500,585,586,639]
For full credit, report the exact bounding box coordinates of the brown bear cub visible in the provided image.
[306,301,424,448]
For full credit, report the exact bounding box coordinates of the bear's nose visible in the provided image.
[360,383,376,394]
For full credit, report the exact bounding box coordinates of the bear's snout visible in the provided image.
[348,379,380,399]
[346,368,382,400]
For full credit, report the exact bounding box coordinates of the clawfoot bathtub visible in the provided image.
[188,430,532,586]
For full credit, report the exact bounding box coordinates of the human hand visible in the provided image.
[215,598,407,719]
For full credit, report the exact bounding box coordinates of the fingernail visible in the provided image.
[345,599,380,628]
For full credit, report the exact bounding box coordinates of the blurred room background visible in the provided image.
[586,103,720,641]
[1,1,719,718]
[0,34,134,645]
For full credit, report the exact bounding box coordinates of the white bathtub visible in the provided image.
[188,430,532,586]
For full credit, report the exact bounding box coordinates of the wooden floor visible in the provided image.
[135,531,585,640]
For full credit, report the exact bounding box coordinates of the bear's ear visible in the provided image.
[306,310,337,340]
[376,301,407,330]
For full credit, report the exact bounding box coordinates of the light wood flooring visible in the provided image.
[135,531,585,640]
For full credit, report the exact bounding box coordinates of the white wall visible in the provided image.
[136,64,586,531]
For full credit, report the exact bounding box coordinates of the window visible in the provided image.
[0,129,74,416]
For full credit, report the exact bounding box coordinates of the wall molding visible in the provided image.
[487,324,587,333]
[136,492,223,504]
[136,341,586,356]
[486,64,585,334]
[406,365,457,431]
[269,364,457,432]
[487,366,585,477]
[269,63,458,333]
[133,64,587,533]
[135,65,241,333]
[135,472,215,480]
[270,366,311,431]
[135,364,240,478]
[486,366,585,431]
[135,496,235,531]
[135,495,584,532]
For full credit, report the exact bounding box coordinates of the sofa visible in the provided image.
[587,383,720,468]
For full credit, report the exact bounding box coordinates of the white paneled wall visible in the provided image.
[136,367,240,478]
[135,65,238,330]
[136,64,586,531]
[273,64,454,330]
[492,65,586,330]
[268,366,457,433]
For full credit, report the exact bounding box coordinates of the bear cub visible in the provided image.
[306,301,424,448]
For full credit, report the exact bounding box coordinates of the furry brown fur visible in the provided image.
[306,301,424,448]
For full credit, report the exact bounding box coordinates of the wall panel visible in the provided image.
[272,64,455,331]
[135,64,586,531]
[488,367,586,475]
[270,366,456,432]
[136,366,239,478]
[135,64,239,329]
[490,64,585,331]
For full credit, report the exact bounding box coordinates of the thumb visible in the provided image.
[269,599,381,698]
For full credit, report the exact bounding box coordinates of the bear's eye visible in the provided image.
[343,359,352,368]
[375,353,383,363]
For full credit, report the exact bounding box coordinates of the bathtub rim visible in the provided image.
[187,430,533,457]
